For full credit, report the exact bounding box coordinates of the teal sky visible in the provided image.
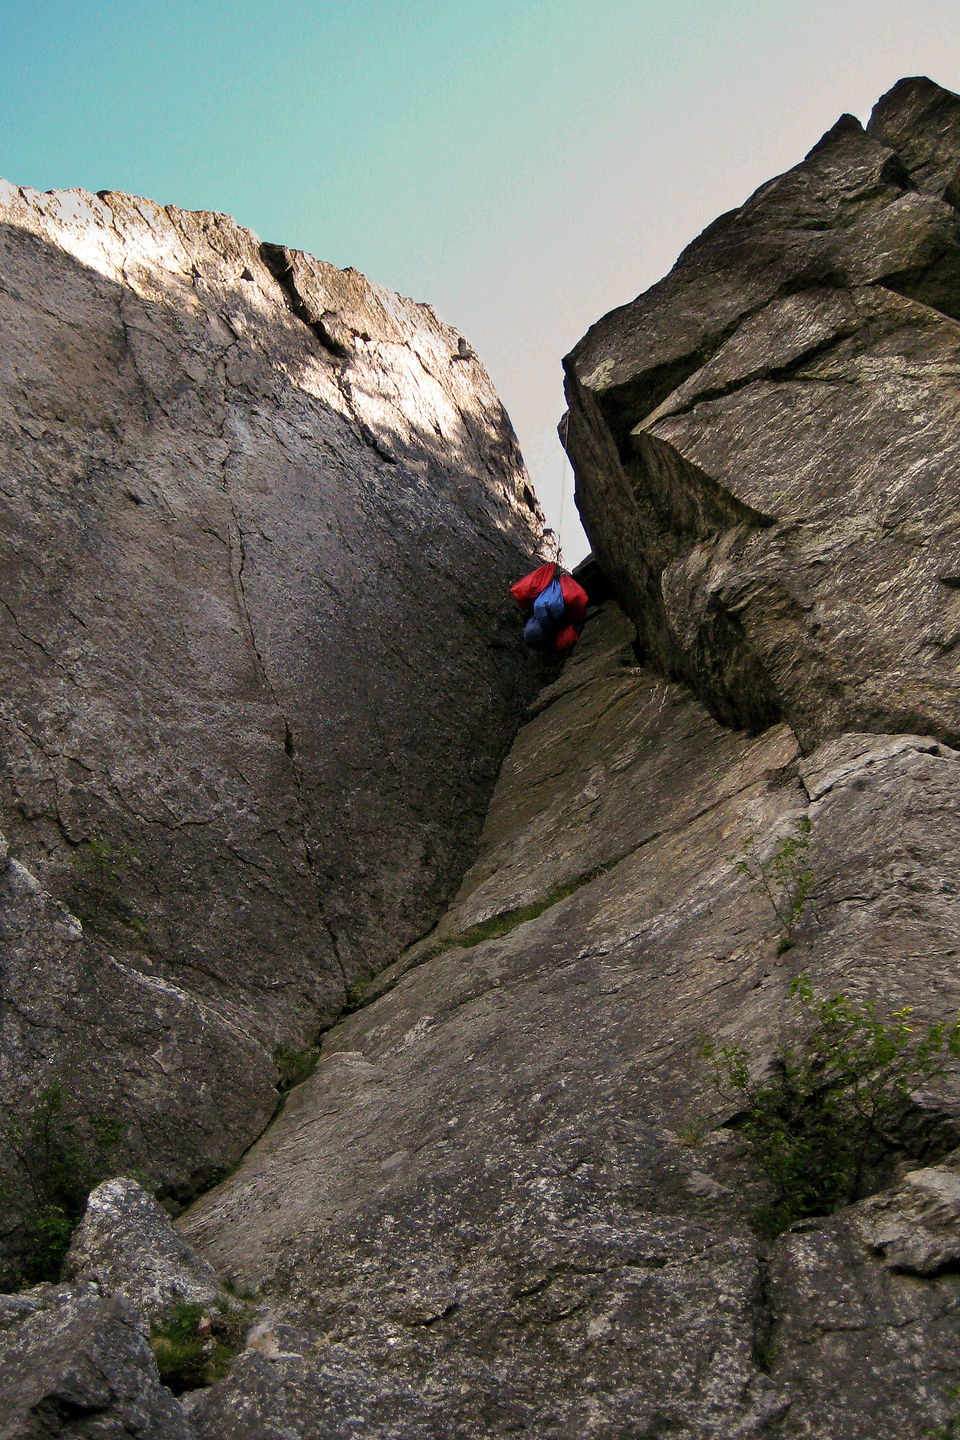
[2,0,959,560]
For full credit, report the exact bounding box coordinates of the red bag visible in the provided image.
[510,562,558,613]
[559,574,588,627]
[555,624,579,655]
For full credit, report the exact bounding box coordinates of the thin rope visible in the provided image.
[558,412,571,555]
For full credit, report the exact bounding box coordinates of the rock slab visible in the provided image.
[181,598,960,1438]
[0,181,548,1213]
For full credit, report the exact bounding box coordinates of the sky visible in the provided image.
[2,0,958,563]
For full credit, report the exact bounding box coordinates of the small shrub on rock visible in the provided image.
[0,1082,123,1286]
[731,817,816,954]
[700,976,960,1237]
[150,1301,249,1393]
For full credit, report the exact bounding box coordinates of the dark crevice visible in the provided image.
[647,321,861,426]
[258,243,400,466]
[752,1251,778,1376]
[259,242,351,358]
[879,259,960,323]
[404,1301,460,1329]
[564,275,849,460]
[627,429,776,538]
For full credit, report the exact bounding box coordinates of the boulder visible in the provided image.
[562,77,960,750]
[0,1285,190,1440]
[64,1178,226,1325]
[765,1160,960,1440]
[0,181,549,1214]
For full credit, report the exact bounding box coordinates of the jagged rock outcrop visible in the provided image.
[0,182,549,1225]
[562,76,960,749]
[0,1178,237,1438]
[63,1178,227,1324]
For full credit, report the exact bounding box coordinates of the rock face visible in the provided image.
[165,81,960,1438]
[177,597,960,1439]
[0,182,549,1220]
[5,79,960,1440]
[562,76,960,749]
[0,831,275,1220]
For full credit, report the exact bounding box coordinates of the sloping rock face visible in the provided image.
[0,182,548,1215]
[174,599,960,1439]
[562,76,960,749]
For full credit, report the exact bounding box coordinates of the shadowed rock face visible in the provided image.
[562,76,960,749]
[0,181,549,1212]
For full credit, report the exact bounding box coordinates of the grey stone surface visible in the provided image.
[562,77,960,749]
[0,1284,190,1439]
[185,1348,437,1440]
[64,1178,226,1325]
[0,837,275,1224]
[868,74,960,202]
[765,1169,960,1439]
[181,599,960,1437]
[0,181,548,1216]
[852,1151,960,1275]
[7,78,960,1438]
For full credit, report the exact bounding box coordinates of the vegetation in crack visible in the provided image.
[150,1298,251,1394]
[67,836,149,946]
[273,1043,319,1093]
[730,816,817,955]
[0,1080,124,1287]
[700,976,960,1238]
[925,1385,960,1439]
[339,865,615,1017]
[442,870,609,950]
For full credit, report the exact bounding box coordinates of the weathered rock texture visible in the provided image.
[563,76,960,749]
[63,1178,227,1325]
[6,80,960,1440]
[0,181,549,1214]
[174,597,960,1439]
[0,1285,190,1440]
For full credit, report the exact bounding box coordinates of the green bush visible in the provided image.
[0,1082,124,1285]
[273,1044,318,1092]
[700,977,960,1237]
[731,817,816,954]
[150,1301,249,1393]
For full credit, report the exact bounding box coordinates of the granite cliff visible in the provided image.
[563,74,960,748]
[0,182,550,1243]
[4,75,960,1440]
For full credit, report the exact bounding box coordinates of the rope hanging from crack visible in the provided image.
[557,411,572,558]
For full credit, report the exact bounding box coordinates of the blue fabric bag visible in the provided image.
[523,615,553,648]
[532,576,565,625]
